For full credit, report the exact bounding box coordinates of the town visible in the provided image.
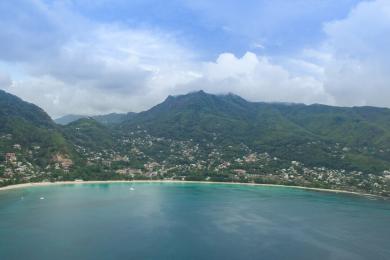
[1,130,389,196]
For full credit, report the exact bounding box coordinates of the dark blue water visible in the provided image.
[0,183,389,260]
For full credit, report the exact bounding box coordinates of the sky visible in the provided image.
[0,0,389,118]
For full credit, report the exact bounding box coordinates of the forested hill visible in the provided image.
[0,90,72,168]
[120,91,390,172]
[1,89,390,195]
[123,91,390,148]
[0,89,54,129]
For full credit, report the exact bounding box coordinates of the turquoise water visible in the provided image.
[0,183,389,260]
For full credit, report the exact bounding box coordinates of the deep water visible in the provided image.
[0,183,389,260]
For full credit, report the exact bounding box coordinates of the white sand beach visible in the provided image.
[0,180,382,198]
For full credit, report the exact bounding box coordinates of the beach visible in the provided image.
[0,180,382,198]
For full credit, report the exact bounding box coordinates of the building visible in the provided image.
[5,153,16,163]
[233,169,247,175]
[52,154,73,170]
[13,144,21,150]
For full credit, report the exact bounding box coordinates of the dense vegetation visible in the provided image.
[1,89,390,195]
[121,91,390,174]
[0,90,72,166]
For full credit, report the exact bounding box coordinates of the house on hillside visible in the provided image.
[233,169,247,176]
[52,154,73,170]
[5,153,16,163]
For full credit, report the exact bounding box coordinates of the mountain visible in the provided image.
[54,114,86,125]
[274,104,390,148]
[63,118,114,150]
[122,91,390,146]
[55,113,135,125]
[0,90,54,129]
[121,91,312,145]
[121,91,259,141]
[120,90,390,173]
[0,90,72,167]
[1,89,390,195]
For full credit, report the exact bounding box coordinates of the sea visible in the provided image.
[0,182,389,260]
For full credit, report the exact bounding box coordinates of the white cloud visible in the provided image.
[251,43,265,50]
[178,0,390,108]
[1,1,199,117]
[309,0,390,107]
[0,71,12,88]
[179,52,333,105]
[1,0,390,118]
[5,23,199,117]
[8,76,156,117]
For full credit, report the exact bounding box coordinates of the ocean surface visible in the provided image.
[0,183,389,260]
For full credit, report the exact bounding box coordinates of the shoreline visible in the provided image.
[0,180,383,198]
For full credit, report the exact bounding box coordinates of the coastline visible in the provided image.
[0,180,382,198]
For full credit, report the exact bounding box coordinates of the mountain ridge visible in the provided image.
[1,89,390,195]
[118,91,390,173]
[55,112,135,125]
[0,89,73,169]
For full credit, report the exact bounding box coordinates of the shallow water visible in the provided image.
[0,183,389,260]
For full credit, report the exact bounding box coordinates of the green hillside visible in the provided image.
[120,91,390,174]
[0,90,72,166]
[1,89,390,195]
[63,118,114,150]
